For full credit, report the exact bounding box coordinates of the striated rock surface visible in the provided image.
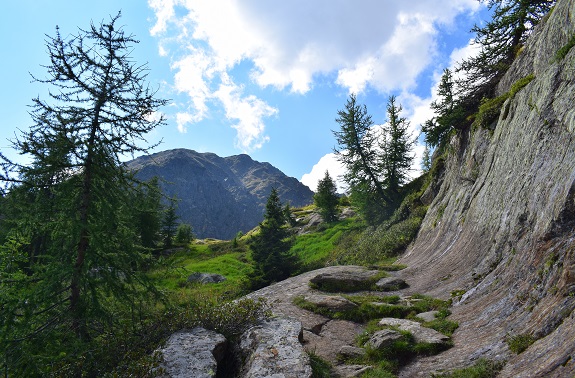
[398,0,575,375]
[157,327,227,378]
[239,318,312,378]
[303,294,358,312]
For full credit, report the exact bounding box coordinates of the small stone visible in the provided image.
[365,329,404,350]
[375,277,408,291]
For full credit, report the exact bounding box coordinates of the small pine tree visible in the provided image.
[248,188,299,289]
[314,170,340,222]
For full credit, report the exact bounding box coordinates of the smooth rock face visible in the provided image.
[375,277,408,291]
[157,327,227,378]
[187,272,226,284]
[365,329,403,350]
[239,318,312,378]
[304,294,358,312]
[398,0,575,376]
[378,318,449,345]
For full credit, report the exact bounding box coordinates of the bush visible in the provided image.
[175,223,194,244]
[506,333,536,354]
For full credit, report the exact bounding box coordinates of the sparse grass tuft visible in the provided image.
[431,358,505,378]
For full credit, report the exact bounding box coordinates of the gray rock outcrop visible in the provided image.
[378,318,450,345]
[310,269,380,292]
[157,327,227,378]
[303,294,358,312]
[187,272,227,284]
[239,318,312,378]
[375,277,408,291]
[398,0,575,375]
[365,329,404,350]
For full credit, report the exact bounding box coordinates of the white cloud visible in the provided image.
[176,112,193,133]
[148,0,481,151]
[301,153,347,193]
[214,74,278,151]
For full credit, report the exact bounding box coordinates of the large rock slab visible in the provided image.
[310,270,381,292]
[304,294,358,312]
[239,318,312,378]
[157,327,227,378]
[378,318,449,345]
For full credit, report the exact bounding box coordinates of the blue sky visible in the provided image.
[0,0,487,192]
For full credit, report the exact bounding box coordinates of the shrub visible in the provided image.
[506,333,536,354]
[554,34,575,61]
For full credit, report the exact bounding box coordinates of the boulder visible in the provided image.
[157,327,227,378]
[337,345,367,360]
[375,277,408,291]
[239,318,312,378]
[365,328,404,350]
[378,318,450,345]
[416,311,440,323]
[304,294,358,312]
[310,270,380,292]
[187,272,226,284]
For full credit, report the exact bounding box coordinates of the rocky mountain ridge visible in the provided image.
[127,149,314,239]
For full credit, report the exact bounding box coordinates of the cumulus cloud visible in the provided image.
[148,0,481,151]
[301,153,347,193]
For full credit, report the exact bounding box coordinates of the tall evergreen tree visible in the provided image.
[380,96,415,202]
[248,188,299,289]
[314,170,340,223]
[333,94,393,224]
[457,0,555,102]
[0,12,167,373]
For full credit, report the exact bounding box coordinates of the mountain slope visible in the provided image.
[127,149,314,239]
[398,0,575,376]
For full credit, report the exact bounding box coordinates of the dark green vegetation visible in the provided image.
[314,170,340,223]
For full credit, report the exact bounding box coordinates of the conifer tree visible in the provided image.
[249,188,299,289]
[314,170,340,223]
[380,96,414,202]
[457,0,555,102]
[0,12,167,372]
[162,201,179,248]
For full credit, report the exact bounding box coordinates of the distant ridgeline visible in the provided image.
[127,149,314,239]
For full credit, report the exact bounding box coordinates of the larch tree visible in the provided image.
[333,94,392,224]
[457,0,555,102]
[0,11,168,370]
